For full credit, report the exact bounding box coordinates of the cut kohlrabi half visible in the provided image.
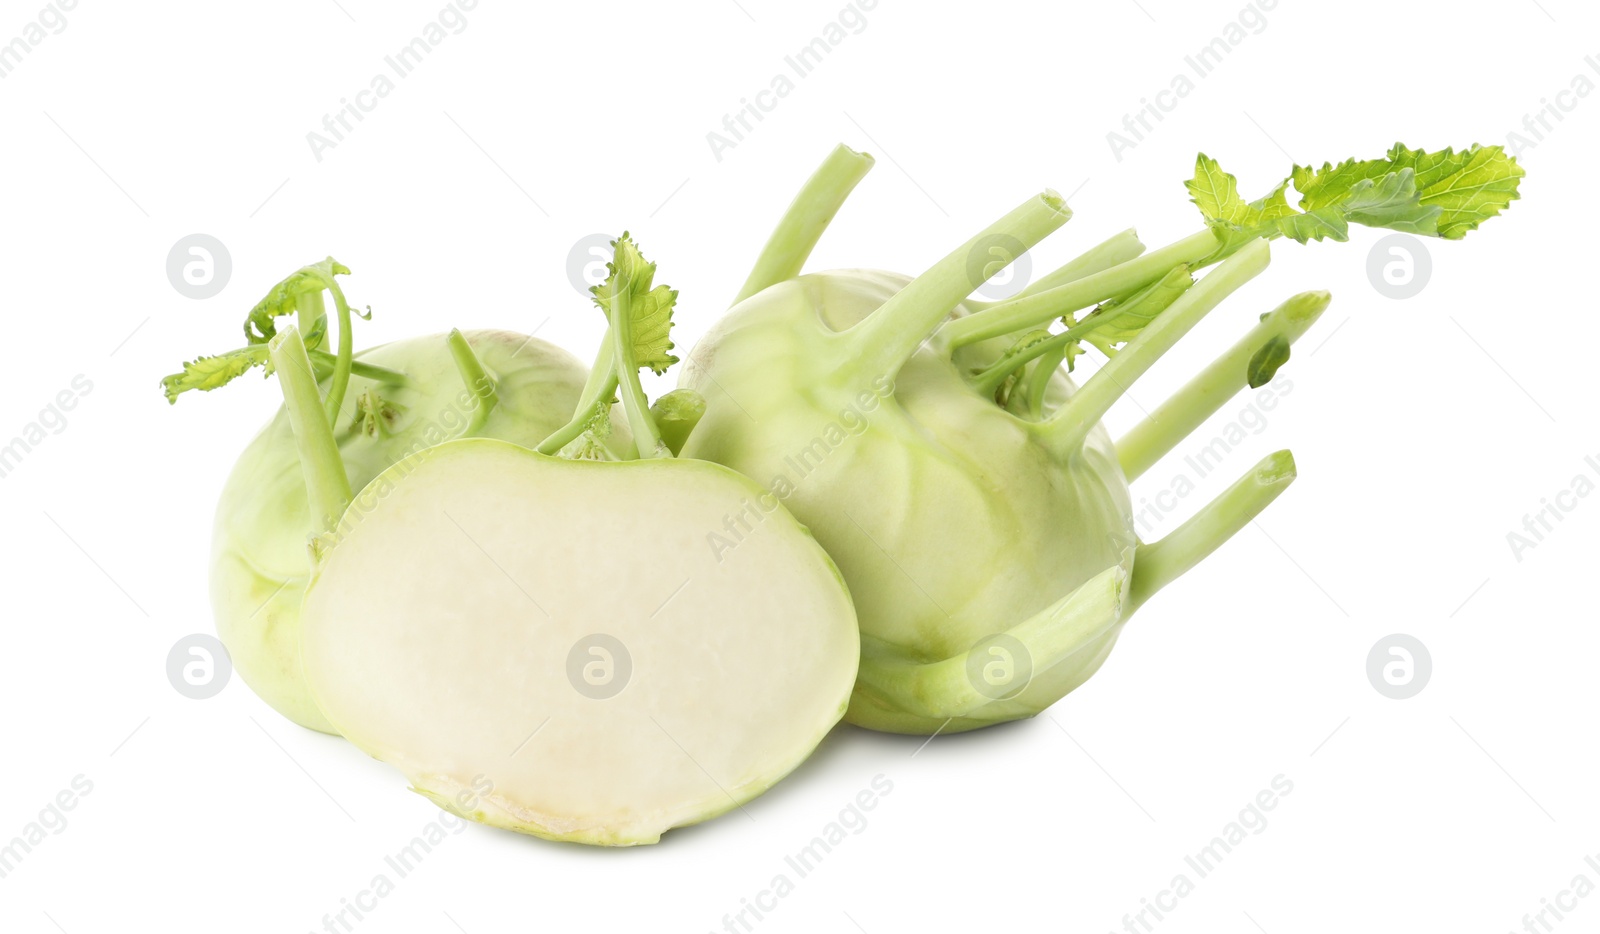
[295,236,859,845]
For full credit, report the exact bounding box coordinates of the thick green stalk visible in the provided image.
[536,339,617,456]
[734,144,876,305]
[609,288,668,459]
[446,329,500,436]
[967,228,1146,310]
[268,326,353,535]
[321,282,356,425]
[1127,450,1296,613]
[294,290,325,338]
[1042,239,1271,454]
[1023,344,1065,418]
[847,191,1071,382]
[1117,290,1330,481]
[939,230,1219,350]
[309,353,412,387]
[573,339,616,416]
[854,565,1127,719]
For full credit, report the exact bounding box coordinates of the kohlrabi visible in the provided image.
[681,142,1522,734]
[163,259,615,733]
[296,236,859,845]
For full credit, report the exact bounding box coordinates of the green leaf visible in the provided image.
[1384,142,1525,239]
[1186,154,1246,224]
[1189,143,1522,260]
[160,303,329,404]
[591,233,679,375]
[1078,264,1195,355]
[160,345,269,404]
[245,257,350,344]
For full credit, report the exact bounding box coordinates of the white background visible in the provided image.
[1,0,1594,931]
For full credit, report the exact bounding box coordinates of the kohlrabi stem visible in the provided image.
[609,289,669,459]
[966,228,1147,311]
[1023,344,1066,418]
[268,326,353,535]
[853,565,1127,720]
[536,340,617,456]
[309,353,412,387]
[446,329,500,436]
[849,191,1072,381]
[972,297,1149,398]
[322,282,357,426]
[1127,450,1295,613]
[939,230,1219,350]
[1117,290,1330,482]
[295,290,325,338]
[1041,239,1271,455]
[734,143,876,305]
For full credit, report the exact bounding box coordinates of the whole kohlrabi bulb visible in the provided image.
[681,271,1138,733]
[675,145,1362,734]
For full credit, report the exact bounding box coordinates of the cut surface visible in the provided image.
[300,439,858,845]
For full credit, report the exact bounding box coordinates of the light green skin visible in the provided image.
[212,330,608,733]
[680,271,1136,734]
